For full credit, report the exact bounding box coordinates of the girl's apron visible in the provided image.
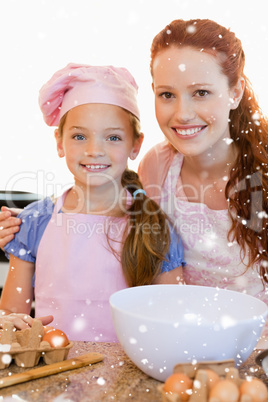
[35,190,128,342]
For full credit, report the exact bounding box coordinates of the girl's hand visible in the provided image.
[0,207,22,250]
[0,314,54,330]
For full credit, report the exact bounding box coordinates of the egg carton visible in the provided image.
[158,359,255,402]
[0,319,73,369]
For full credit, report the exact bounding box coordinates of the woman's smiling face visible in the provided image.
[152,46,240,158]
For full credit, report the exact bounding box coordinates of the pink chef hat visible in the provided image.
[39,63,140,126]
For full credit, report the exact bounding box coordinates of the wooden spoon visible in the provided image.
[0,352,104,389]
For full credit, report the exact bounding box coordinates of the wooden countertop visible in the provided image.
[0,342,267,401]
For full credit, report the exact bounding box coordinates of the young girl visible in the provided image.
[138,19,268,334]
[0,63,185,341]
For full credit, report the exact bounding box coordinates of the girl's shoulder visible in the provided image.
[18,196,55,220]
[4,197,55,262]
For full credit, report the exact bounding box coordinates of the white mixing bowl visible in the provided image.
[110,285,268,381]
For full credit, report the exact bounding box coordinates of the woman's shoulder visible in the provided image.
[139,140,175,164]
[138,141,178,200]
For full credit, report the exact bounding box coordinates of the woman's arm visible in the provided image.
[0,254,34,315]
[0,254,53,329]
[152,266,185,285]
[0,208,22,250]
[0,254,36,329]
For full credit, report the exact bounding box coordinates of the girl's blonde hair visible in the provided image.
[150,19,268,282]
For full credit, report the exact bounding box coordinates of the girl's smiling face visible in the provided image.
[152,46,243,158]
[55,103,142,192]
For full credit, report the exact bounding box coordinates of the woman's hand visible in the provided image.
[0,207,22,250]
[0,314,54,330]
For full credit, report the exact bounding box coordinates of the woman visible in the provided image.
[138,19,268,311]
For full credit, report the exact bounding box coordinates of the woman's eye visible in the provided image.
[160,92,174,99]
[195,90,209,97]
[73,134,85,140]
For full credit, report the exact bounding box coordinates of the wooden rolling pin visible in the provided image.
[0,352,104,389]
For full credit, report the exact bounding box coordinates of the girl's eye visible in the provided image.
[160,92,174,99]
[73,134,86,140]
[108,135,121,142]
[195,90,209,97]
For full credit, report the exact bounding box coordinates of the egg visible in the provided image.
[209,379,240,402]
[42,328,69,348]
[203,368,220,391]
[240,378,268,402]
[163,373,193,401]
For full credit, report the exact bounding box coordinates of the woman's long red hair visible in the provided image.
[150,19,268,282]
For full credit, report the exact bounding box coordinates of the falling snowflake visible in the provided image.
[141,358,149,365]
[139,325,147,333]
[252,112,260,120]
[186,25,196,34]
[1,354,12,365]
[220,315,237,329]
[193,379,202,389]
[223,138,234,145]
[96,377,106,385]
[178,64,186,72]
[258,211,268,219]
[0,344,11,353]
